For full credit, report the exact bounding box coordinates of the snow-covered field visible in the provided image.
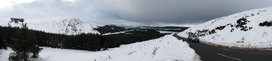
[0,35,200,61]
[178,7,272,48]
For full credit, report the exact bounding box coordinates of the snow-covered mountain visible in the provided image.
[178,7,272,48]
[6,17,100,35]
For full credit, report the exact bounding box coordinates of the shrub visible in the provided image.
[259,21,272,27]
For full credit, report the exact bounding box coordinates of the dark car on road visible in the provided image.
[188,34,199,43]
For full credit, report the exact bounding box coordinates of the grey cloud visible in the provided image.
[1,0,272,26]
[0,0,101,21]
[93,0,272,25]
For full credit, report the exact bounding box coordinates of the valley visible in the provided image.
[1,1,272,61]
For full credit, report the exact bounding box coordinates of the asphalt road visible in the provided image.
[173,34,272,61]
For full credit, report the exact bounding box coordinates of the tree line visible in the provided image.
[0,26,165,60]
[0,26,42,61]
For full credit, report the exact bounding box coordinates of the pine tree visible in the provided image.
[0,31,7,49]
[0,27,7,49]
[9,28,42,61]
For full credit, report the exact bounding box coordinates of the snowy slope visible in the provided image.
[0,35,200,61]
[93,35,199,61]
[178,7,272,48]
[3,17,100,35]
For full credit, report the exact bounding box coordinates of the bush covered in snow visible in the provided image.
[259,21,272,26]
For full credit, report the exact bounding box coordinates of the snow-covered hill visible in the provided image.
[0,35,200,61]
[93,35,199,61]
[4,17,100,35]
[178,7,272,48]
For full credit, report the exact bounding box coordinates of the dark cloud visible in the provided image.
[93,0,272,25]
[1,0,272,26]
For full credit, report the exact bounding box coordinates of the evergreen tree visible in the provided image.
[0,27,7,49]
[0,31,7,49]
[9,28,42,61]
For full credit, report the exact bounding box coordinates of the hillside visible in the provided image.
[0,35,200,61]
[178,7,272,48]
[4,17,100,35]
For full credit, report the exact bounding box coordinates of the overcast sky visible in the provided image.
[0,0,272,26]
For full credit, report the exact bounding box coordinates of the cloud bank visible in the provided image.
[1,0,272,26]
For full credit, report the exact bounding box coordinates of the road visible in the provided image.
[173,34,272,61]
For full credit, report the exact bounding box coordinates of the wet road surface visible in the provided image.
[173,34,272,61]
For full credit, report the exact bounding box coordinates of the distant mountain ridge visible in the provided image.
[95,25,189,34]
[5,17,100,35]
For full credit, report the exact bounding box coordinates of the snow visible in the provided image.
[1,16,100,35]
[102,31,127,35]
[178,7,272,48]
[93,35,199,61]
[158,31,178,34]
[0,49,13,61]
[0,35,200,61]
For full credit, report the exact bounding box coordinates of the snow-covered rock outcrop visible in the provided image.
[8,18,27,28]
[5,17,100,35]
[178,7,272,48]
